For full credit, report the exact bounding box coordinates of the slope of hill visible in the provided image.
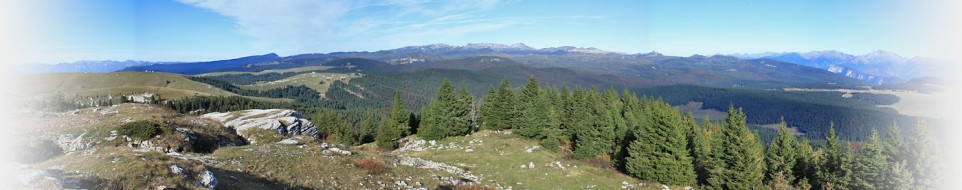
[20,72,291,105]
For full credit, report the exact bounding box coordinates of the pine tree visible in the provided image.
[882,160,914,190]
[705,105,764,189]
[487,78,516,130]
[907,120,943,189]
[690,117,716,186]
[540,85,564,152]
[794,138,816,188]
[453,84,474,136]
[391,89,410,133]
[560,85,577,138]
[625,99,696,185]
[766,120,800,183]
[480,85,497,129]
[418,79,457,140]
[358,111,378,143]
[571,89,614,158]
[375,117,404,150]
[517,76,549,138]
[882,123,906,164]
[851,129,887,190]
[815,124,853,190]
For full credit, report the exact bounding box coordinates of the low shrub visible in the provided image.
[117,120,161,140]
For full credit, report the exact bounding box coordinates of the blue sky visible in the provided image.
[21,0,946,63]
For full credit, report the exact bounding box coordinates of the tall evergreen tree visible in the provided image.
[418,79,458,140]
[626,100,696,185]
[375,118,404,150]
[571,89,614,158]
[765,120,801,183]
[690,117,717,186]
[391,89,410,131]
[882,160,914,190]
[516,76,549,138]
[706,105,764,189]
[882,123,906,164]
[487,78,517,130]
[851,129,887,190]
[815,124,853,190]
[794,138,817,188]
[453,84,474,136]
[907,120,944,189]
[480,85,497,129]
[358,111,378,143]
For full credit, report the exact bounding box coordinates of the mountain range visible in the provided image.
[731,50,944,85]
[22,43,944,86]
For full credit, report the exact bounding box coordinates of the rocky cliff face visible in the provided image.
[201,109,317,139]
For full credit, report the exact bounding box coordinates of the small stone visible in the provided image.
[169,165,185,176]
[528,162,535,169]
[661,184,670,190]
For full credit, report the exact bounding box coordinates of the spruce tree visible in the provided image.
[517,76,549,138]
[706,105,764,189]
[418,79,457,140]
[851,129,887,190]
[572,89,614,158]
[391,89,410,131]
[690,117,716,186]
[375,118,403,150]
[453,84,474,136]
[794,138,816,188]
[883,160,914,190]
[815,124,853,190]
[626,99,696,185]
[765,120,800,183]
[882,123,906,164]
[358,111,378,143]
[480,85,497,129]
[907,120,943,189]
[487,78,517,130]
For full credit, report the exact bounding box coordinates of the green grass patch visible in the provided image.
[403,130,679,189]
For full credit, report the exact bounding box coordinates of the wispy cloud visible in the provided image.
[177,0,597,54]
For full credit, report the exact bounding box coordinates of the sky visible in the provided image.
[5,0,961,64]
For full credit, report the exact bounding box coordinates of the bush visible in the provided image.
[117,121,161,140]
[352,158,385,175]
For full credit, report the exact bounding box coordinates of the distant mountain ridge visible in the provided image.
[732,50,943,85]
[120,53,282,75]
[19,60,172,74]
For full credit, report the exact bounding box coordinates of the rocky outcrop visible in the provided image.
[396,156,480,186]
[56,132,94,154]
[197,169,217,189]
[201,109,317,138]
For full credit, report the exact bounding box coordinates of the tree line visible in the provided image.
[375,76,945,190]
[187,76,320,100]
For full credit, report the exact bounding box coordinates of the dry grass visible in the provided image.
[352,157,386,175]
[453,184,498,190]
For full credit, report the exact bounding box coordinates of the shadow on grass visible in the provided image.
[210,167,313,190]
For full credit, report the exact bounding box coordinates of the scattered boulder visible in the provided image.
[197,169,217,189]
[169,165,186,176]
